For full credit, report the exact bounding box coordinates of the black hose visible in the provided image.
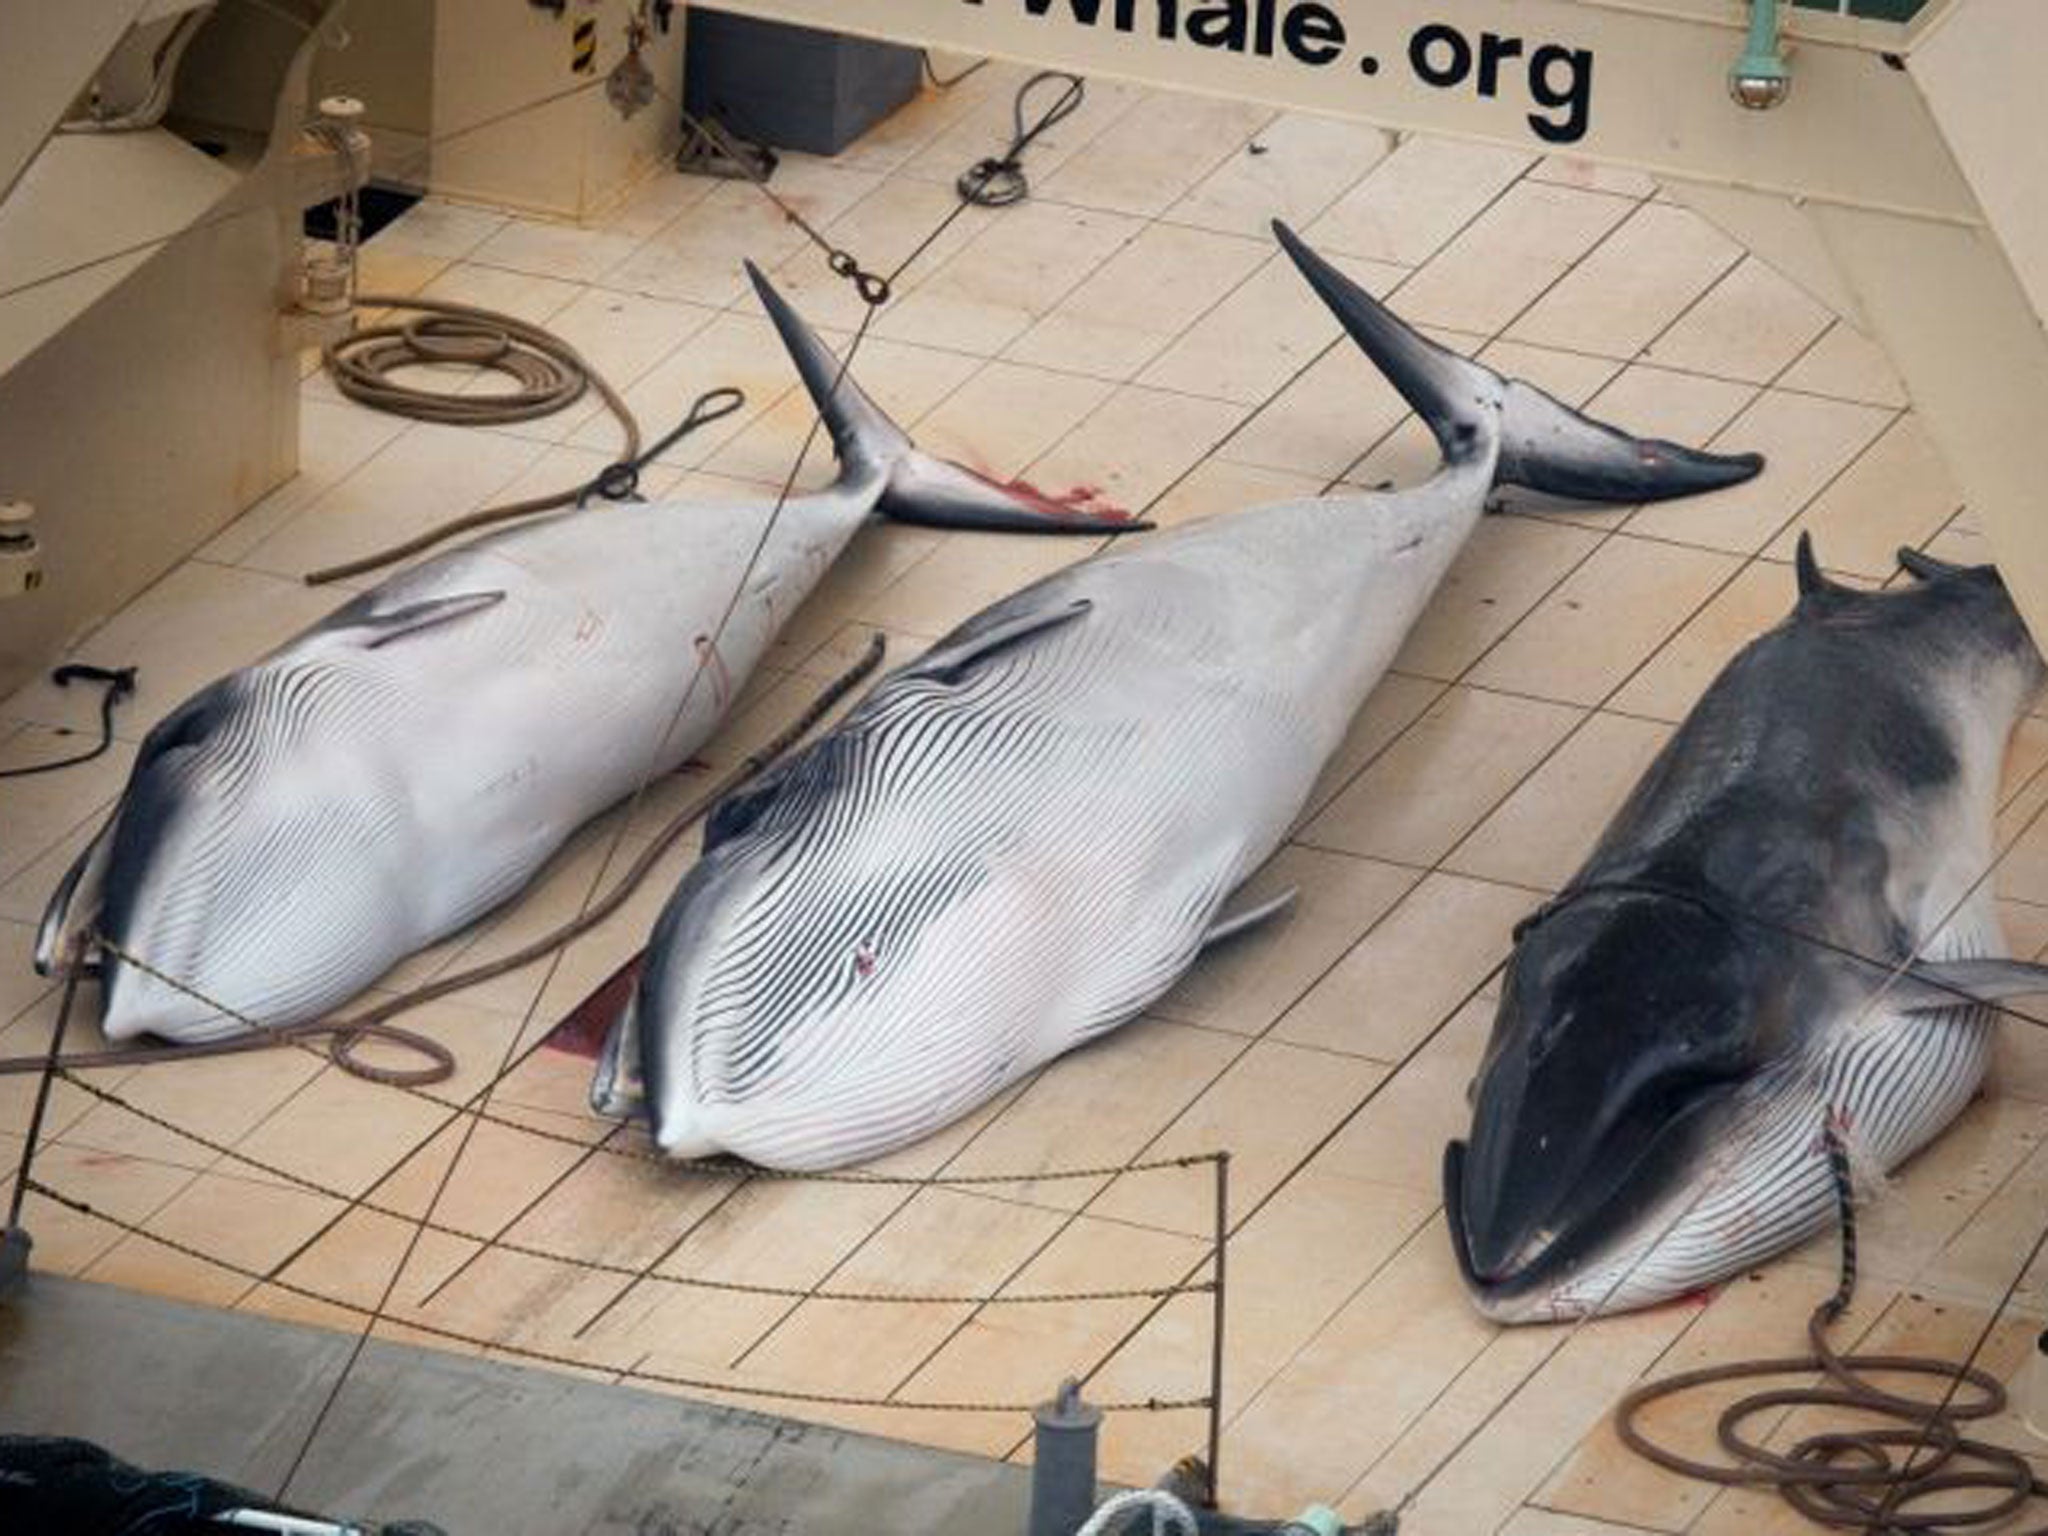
[0,666,136,779]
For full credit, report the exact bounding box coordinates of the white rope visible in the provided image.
[1074,1489,1201,1536]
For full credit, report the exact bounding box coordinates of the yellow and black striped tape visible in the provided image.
[571,16,597,73]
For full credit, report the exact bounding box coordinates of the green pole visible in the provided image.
[1729,0,1792,109]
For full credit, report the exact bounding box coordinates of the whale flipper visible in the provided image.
[333,590,506,649]
[917,598,1093,682]
[591,989,647,1119]
[1202,887,1299,950]
[1894,956,2048,1010]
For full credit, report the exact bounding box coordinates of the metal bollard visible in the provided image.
[1028,1378,1101,1536]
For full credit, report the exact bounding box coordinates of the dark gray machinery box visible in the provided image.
[684,8,922,156]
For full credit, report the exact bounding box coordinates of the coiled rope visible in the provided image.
[325,302,601,427]
[302,293,734,586]
[1613,1115,2048,1531]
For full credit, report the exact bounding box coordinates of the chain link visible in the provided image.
[26,1178,1211,1418]
[49,1070,1214,1308]
[679,110,893,306]
[71,931,1221,1186]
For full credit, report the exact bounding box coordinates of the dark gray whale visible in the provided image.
[1447,540,2048,1321]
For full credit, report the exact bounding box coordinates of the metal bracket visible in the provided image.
[675,115,777,182]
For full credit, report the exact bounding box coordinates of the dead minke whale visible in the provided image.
[34,268,1132,1043]
[592,220,1764,1170]
[1447,539,2048,1322]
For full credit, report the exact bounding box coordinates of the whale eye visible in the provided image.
[142,685,236,761]
[852,942,878,978]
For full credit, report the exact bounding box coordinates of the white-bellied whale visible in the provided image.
[1447,539,2048,1322]
[594,221,1765,1170]
[35,269,1135,1043]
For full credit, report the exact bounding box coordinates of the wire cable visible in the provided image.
[920,49,989,90]
[956,70,1087,208]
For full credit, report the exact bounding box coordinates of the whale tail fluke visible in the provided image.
[744,261,1148,534]
[1269,220,1764,505]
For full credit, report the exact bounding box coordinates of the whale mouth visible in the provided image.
[1444,1141,1538,1296]
[1444,1079,1733,1323]
[1443,1139,1628,1324]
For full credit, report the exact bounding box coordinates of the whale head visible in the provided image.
[1444,890,1781,1321]
[626,718,1053,1171]
[93,664,411,1042]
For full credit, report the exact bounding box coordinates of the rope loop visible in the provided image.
[589,461,642,504]
[324,1021,460,1089]
[398,314,512,366]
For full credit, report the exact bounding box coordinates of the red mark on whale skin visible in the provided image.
[544,950,646,1060]
[957,462,1133,523]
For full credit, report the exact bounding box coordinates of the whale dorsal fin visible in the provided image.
[1794,532,1843,600]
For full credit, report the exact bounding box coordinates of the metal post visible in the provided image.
[1028,1378,1101,1536]
[1205,1150,1230,1508]
[0,1226,27,1300]
[3,971,80,1297]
